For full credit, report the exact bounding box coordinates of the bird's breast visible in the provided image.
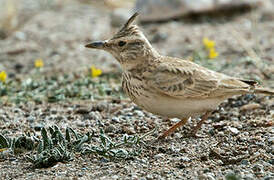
[122,72,150,108]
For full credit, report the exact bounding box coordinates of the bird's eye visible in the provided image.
[118,41,126,47]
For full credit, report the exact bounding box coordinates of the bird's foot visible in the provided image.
[157,117,189,140]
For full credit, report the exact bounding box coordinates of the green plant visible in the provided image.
[26,126,91,168]
[82,129,143,159]
[0,133,35,154]
[1,125,155,168]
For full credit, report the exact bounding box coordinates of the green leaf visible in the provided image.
[99,129,106,147]
[68,127,79,139]
[75,134,89,151]
[49,127,54,136]
[65,128,71,142]
[0,134,9,148]
[37,141,43,154]
[41,128,50,149]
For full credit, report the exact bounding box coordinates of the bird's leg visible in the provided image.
[189,111,212,137]
[158,117,189,139]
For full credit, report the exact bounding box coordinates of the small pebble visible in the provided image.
[154,153,165,159]
[51,109,58,114]
[94,101,108,112]
[75,108,90,114]
[123,126,136,134]
[134,110,144,117]
[252,164,264,173]
[199,173,215,180]
[240,103,261,111]
[267,137,274,144]
[112,175,119,179]
[218,131,225,136]
[89,111,102,121]
[76,120,85,127]
[241,159,249,165]
[228,127,240,135]
[125,112,133,116]
[146,174,153,180]
[27,116,35,123]
[231,111,239,117]
[180,157,191,162]
[105,124,116,133]
[230,117,239,121]
[111,116,120,123]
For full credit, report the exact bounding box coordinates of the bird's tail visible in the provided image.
[240,79,274,95]
[254,87,274,95]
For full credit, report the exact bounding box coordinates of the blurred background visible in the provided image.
[0,0,273,87]
[0,1,274,178]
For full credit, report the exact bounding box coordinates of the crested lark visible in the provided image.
[85,13,274,139]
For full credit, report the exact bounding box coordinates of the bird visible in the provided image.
[85,12,274,139]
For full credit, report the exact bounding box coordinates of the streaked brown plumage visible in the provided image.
[85,13,274,138]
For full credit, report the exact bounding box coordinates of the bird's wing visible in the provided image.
[145,57,251,98]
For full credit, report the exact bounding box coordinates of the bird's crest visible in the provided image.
[122,12,139,29]
[112,12,141,40]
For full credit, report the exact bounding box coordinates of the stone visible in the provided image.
[26,116,35,123]
[89,111,102,121]
[180,157,191,162]
[153,153,165,159]
[112,175,119,179]
[133,110,144,117]
[252,164,264,174]
[199,173,215,180]
[75,108,90,114]
[111,116,120,123]
[146,174,153,180]
[123,126,136,134]
[135,0,264,22]
[228,127,240,135]
[240,103,261,111]
[94,101,108,112]
[267,137,274,144]
[105,124,116,133]
[76,120,85,127]
[241,159,249,165]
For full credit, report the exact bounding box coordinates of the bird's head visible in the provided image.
[85,13,159,70]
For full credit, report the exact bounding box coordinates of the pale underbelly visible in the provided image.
[134,95,226,118]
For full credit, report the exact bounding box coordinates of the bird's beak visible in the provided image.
[85,41,106,49]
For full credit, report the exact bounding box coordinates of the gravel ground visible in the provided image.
[0,0,273,179]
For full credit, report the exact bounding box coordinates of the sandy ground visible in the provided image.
[0,0,273,179]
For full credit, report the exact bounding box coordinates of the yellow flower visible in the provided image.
[35,58,44,68]
[208,48,219,59]
[0,71,7,83]
[203,38,215,49]
[90,66,102,78]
